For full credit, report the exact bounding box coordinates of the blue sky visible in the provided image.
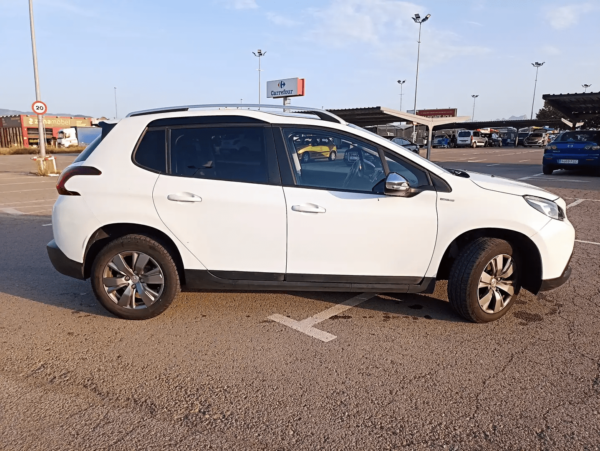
[1,0,598,120]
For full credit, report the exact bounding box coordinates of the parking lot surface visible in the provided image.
[1,148,599,450]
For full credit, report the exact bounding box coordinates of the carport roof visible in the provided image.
[432,118,564,131]
[326,106,469,128]
[542,91,600,119]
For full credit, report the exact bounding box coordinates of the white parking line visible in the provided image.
[0,198,57,207]
[518,159,530,162]
[268,293,376,342]
[0,188,57,193]
[531,177,589,183]
[518,173,543,180]
[0,208,24,215]
[567,199,586,209]
[467,159,487,162]
[576,239,600,246]
[486,164,500,166]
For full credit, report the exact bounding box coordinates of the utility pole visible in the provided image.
[530,62,545,120]
[582,84,592,93]
[28,0,46,158]
[471,95,479,121]
[411,13,431,146]
[252,49,266,106]
[114,87,118,119]
[397,80,406,111]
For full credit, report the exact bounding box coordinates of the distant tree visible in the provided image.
[536,101,599,129]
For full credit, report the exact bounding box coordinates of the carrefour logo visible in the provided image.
[278,80,286,89]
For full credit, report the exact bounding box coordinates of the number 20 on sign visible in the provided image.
[32,101,47,115]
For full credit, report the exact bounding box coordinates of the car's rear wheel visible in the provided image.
[542,165,554,175]
[329,151,337,161]
[448,238,520,323]
[91,234,180,320]
[471,141,477,148]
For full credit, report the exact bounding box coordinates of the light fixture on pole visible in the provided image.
[471,95,479,121]
[411,13,431,156]
[397,80,406,111]
[530,61,545,120]
[28,0,46,159]
[252,49,266,105]
[114,87,118,119]
[582,84,592,93]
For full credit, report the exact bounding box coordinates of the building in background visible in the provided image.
[0,115,93,148]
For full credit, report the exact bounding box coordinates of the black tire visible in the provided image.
[542,165,554,175]
[91,234,180,320]
[471,141,477,148]
[448,238,521,323]
[328,151,337,161]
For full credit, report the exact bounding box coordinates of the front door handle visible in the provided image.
[167,192,202,203]
[291,203,326,214]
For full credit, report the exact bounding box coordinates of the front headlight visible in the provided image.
[524,195,565,221]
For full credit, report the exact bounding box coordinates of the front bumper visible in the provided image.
[47,239,85,280]
[539,265,571,291]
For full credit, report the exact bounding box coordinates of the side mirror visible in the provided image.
[385,172,410,196]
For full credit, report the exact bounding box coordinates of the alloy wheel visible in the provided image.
[102,251,165,309]
[477,254,515,314]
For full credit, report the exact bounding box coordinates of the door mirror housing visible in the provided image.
[385,172,410,196]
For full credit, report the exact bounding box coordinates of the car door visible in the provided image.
[277,127,438,281]
[152,124,287,276]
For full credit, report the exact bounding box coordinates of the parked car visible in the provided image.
[455,130,487,148]
[482,132,502,147]
[296,136,337,162]
[542,130,600,175]
[499,130,517,147]
[47,104,574,323]
[523,132,548,147]
[390,137,419,154]
[516,132,530,146]
[432,134,450,148]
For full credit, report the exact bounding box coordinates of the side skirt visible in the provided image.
[183,270,436,294]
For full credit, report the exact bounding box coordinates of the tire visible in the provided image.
[471,141,477,148]
[328,151,337,161]
[448,238,521,323]
[542,165,554,175]
[91,234,181,320]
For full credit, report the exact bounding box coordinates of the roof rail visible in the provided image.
[126,104,346,124]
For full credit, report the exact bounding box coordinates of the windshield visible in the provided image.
[458,131,471,137]
[58,132,64,139]
[529,133,543,138]
[556,131,600,143]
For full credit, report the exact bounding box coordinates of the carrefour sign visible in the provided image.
[267,78,305,98]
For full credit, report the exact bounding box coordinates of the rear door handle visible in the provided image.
[291,203,326,214]
[167,192,202,203]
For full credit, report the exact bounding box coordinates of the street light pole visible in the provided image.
[252,49,266,106]
[114,87,118,119]
[530,61,545,120]
[28,0,46,158]
[582,84,592,93]
[397,80,406,111]
[471,95,479,121]
[411,13,430,156]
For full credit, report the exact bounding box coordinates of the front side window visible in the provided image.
[134,129,166,173]
[282,128,385,193]
[384,153,430,187]
[170,126,269,184]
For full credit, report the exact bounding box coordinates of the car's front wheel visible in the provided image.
[91,234,180,320]
[448,238,520,323]
[328,151,337,161]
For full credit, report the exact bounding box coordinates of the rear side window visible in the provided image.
[170,126,269,184]
[74,135,101,163]
[135,129,166,173]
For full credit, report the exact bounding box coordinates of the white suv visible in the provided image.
[47,105,574,323]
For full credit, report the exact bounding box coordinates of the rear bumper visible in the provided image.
[543,154,600,168]
[539,265,571,292]
[47,239,85,280]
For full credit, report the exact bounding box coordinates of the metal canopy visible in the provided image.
[542,92,600,120]
[327,106,470,159]
[433,118,564,131]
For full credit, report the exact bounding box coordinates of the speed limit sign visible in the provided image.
[32,100,47,115]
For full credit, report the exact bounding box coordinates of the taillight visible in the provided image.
[56,166,102,196]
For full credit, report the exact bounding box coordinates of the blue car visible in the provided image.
[542,130,600,175]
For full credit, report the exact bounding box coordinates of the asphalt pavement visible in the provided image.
[1,148,599,450]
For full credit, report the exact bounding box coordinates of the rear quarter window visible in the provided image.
[134,129,166,173]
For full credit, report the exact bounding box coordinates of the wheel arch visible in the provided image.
[83,223,186,285]
[436,228,543,294]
